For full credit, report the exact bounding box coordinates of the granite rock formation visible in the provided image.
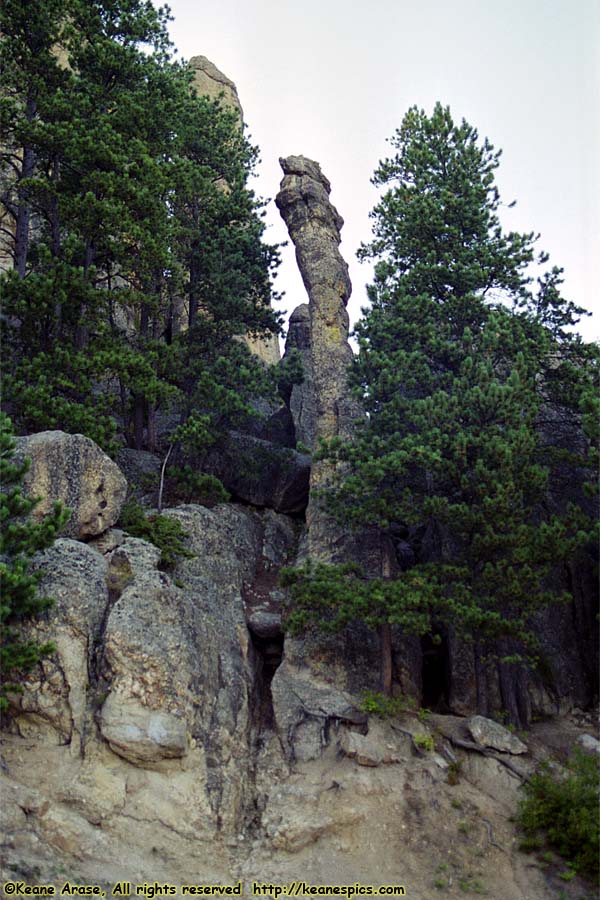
[15,431,127,539]
[202,431,310,514]
[189,56,244,122]
[275,156,369,565]
[187,57,280,366]
[281,303,317,451]
[1,429,597,900]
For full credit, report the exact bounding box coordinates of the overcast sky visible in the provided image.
[163,0,599,342]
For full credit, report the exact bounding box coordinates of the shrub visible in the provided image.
[414,733,435,752]
[118,500,194,570]
[359,690,417,718]
[518,749,600,882]
[167,465,229,506]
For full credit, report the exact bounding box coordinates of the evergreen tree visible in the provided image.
[1,0,282,454]
[286,105,595,724]
[0,414,69,711]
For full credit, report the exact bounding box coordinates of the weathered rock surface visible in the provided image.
[271,660,368,761]
[202,431,310,514]
[9,539,109,746]
[281,303,318,450]
[1,495,595,900]
[468,715,528,755]
[577,733,600,754]
[15,431,127,539]
[241,509,298,638]
[100,696,188,763]
[187,56,281,367]
[275,156,359,457]
[338,719,412,767]
[115,448,161,503]
[276,156,381,577]
[189,55,244,121]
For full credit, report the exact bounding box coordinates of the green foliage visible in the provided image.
[413,733,435,752]
[359,690,417,718]
[0,414,69,710]
[282,561,436,636]
[167,465,229,506]
[518,750,600,882]
[118,500,193,570]
[0,0,282,455]
[286,103,596,724]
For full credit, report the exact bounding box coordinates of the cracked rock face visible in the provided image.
[0,455,594,900]
[10,539,109,746]
[189,55,243,122]
[187,56,281,367]
[468,716,528,755]
[6,501,298,842]
[276,156,356,443]
[276,156,364,565]
[282,303,318,451]
[15,431,127,539]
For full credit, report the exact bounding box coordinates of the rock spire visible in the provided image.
[276,156,367,563]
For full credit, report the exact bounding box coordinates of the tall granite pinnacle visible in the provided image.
[276,156,368,563]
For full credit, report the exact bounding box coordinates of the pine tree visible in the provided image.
[286,105,595,725]
[1,0,282,454]
[0,414,69,710]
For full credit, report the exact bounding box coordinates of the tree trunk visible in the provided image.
[497,640,531,729]
[379,622,393,697]
[146,404,157,453]
[50,155,62,340]
[188,245,200,327]
[133,396,145,451]
[14,98,37,279]
[474,641,489,717]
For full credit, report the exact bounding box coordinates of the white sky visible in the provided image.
[163,0,599,342]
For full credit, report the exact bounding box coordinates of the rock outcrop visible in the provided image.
[1,430,596,900]
[15,431,127,539]
[187,56,281,367]
[202,431,310,514]
[9,539,109,746]
[274,156,403,750]
[275,156,365,564]
[189,55,244,122]
[281,303,317,450]
[1,112,596,900]
[275,157,359,447]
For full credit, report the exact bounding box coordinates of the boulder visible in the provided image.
[339,731,382,767]
[100,696,188,763]
[10,539,109,744]
[202,431,310,514]
[467,715,528,755]
[15,431,127,539]
[577,733,600,755]
[339,721,410,767]
[271,659,368,761]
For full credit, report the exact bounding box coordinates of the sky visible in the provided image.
[162,0,599,343]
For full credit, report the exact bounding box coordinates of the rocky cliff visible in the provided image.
[1,431,597,899]
[0,68,598,900]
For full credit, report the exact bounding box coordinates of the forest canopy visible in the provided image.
[0,0,283,456]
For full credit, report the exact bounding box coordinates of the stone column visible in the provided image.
[276,156,371,564]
